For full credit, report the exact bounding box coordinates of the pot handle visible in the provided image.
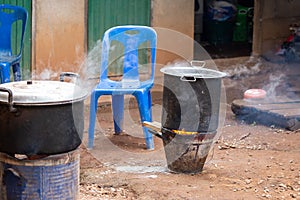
[60,72,80,82]
[0,87,17,112]
[180,76,197,82]
[190,60,206,68]
[142,121,163,139]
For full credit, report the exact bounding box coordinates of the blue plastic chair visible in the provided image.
[0,4,27,83]
[88,25,157,150]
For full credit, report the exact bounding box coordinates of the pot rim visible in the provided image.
[160,66,227,79]
[0,80,88,105]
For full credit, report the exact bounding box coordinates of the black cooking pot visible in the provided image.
[0,73,87,155]
[160,62,226,132]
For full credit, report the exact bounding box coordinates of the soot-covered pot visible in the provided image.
[0,74,87,155]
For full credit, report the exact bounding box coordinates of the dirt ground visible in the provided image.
[79,56,300,200]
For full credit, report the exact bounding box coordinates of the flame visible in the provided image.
[172,129,197,135]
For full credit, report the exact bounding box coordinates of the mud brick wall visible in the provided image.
[151,0,194,66]
[32,0,86,77]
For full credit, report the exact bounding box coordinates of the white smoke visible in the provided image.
[262,74,285,99]
[32,69,58,80]
[224,62,261,79]
[78,39,102,81]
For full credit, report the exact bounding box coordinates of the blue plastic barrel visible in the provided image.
[0,149,79,200]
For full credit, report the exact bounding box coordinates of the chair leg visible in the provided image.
[0,63,11,83]
[88,91,100,149]
[134,91,154,150]
[112,94,124,134]
[12,63,21,81]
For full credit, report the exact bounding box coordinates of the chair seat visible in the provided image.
[0,55,20,64]
[94,79,153,94]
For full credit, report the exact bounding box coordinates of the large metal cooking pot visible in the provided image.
[160,61,226,132]
[0,73,88,155]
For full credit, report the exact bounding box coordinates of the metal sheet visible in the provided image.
[88,0,151,50]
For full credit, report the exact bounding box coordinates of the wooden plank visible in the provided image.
[246,103,300,112]
[231,97,300,130]
[232,98,300,106]
[286,119,300,131]
[142,121,161,132]
[270,109,300,118]
[287,87,300,92]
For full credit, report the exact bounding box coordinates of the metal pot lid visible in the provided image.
[0,80,88,105]
[160,66,227,79]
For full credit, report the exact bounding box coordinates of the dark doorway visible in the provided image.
[194,0,254,59]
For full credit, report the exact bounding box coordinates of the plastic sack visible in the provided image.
[207,0,237,21]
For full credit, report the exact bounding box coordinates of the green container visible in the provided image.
[204,20,234,45]
[233,5,249,42]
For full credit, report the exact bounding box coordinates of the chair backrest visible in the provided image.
[100,25,157,87]
[0,4,27,58]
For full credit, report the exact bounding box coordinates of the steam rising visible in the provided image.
[32,40,103,97]
[224,62,261,79]
[32,69,58,80]
[79,40,102,80]
[164,60,190,68]
[76,39,102,95]
[262,74,284,99]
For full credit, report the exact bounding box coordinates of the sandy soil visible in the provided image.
[79,56,300,200]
